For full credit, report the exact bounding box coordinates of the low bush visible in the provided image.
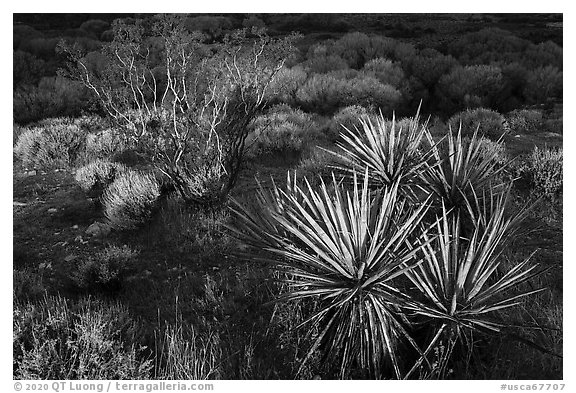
[296,74,349,114]
[84,128,128,162]
[102,170,162,230]
[506,109,544,134]
[524,66,563,104]
[326,105,370,140]
[447,108,506,139]
[14,296,152,379]
[75,159,127,199]
[13,76,94,125]
[246,105,322,157]
[267,66,308,106]
[343,75,402,115]
[362,57,405,89]
[436,65,504,114]
[69,245,139,292]
[514,146,562,199]
[14,122,86,169]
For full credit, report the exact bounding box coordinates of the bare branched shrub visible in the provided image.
[60,16,297,207]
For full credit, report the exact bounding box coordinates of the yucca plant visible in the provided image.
[403,190,542,379]
[327,109,435,200]
[420,125,510,220]
[230,171,431,378]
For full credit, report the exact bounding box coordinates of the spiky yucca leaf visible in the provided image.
[328,109,434,198]
[230,171,431,378]
[403,194,542,378]
[421,125,509,216]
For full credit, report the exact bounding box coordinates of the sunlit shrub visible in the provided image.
[506,109,544,134]
[296,74,349,114]
[102,170,161,230]
[69,245,138,292]
[515,146,562,199]
[75,159,127,199]
[13,76,93,125]
[246,105,322,156]
[14,296,152,379]
[436,65,504,114]
[344,76,402,115]
[447,108,506,139]
[14,122,86,169]
[84,129,128,162]
[266,66,308,106]
[524,66,563,104]
[362,57,405,88]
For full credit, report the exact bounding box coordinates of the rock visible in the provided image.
[85,222,111,237]
[47,208,58,214]
[71,225,79,230]
[13,201,27,207]
[64,254,78,262]
[27,170,37,176]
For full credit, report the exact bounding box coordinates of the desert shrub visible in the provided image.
[515,146,562,199]
[506,109,544,134]
[404,48,458,88]
[14,127,44,167]
[296,74,349,114]
[242,15,266,29]
[13,76,94,125]
[343,75,403,114]
[436,65,505,114]
[326,105,370,140]
[13,50,47,87]
[447,108,506,139]
[84,128,128,162]
[61,19,296,208]
[183,15,234,40]
[79,19,110,39]
[304,44,349,74]
[69,245,138,292]
[13,25,43,50]
[328,32,414,69]
[102,170,161,230]
[13,296,152,379]
[522,41,563,70]
[14,122,86,169]
[13,269,46,302]
[19,37,60,59]
[75,159,127,199]
[447,28,529,66]
[266,66,308,106]
[362,57,405,89]
[523,66,563,104]
[246,105,322,157]
[473,136,510,168]
[275,13,350,33]
[296,147,347,183]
